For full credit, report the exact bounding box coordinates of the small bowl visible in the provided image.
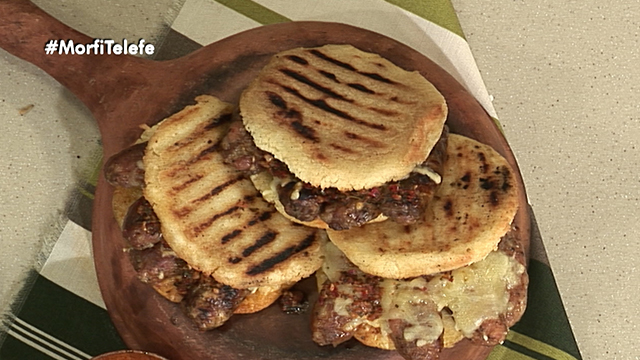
[90,350,169,360]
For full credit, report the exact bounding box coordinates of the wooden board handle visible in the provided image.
[0,0,151,119]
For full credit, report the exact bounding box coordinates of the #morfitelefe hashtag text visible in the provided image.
[44,39,155,56]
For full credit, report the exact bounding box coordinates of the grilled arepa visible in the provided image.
[143,95,326,289]
[326,134,520,278]
[239,44,447,191]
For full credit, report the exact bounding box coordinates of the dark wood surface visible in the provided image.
[0,2,529,359]
[91,350,169,360]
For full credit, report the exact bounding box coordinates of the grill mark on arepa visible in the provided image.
[307,49,396,84]
[279,69,348,101]
[194,175,244,204]
[243,194,257,202]
[368,107,399,116]
[163,138,223,179]
[242,231,277,257]
[246,233,316,276]
[266,91,320,143]
[221,229,242,244]
[172,207,191,218]
[280,86,387,131]
[361,72,395,84]
[282,67,385,115]
[167,106,198,126]
[248,209,277,226]
[291,62,376,95]
[477,152,489,173]
[348,83,375,94]
[172,174,204,191]
[195,141,219,160]
[268,92,287,109]
[389,96,416,105]
[479,178,495,190]
[204,112,233,130]
[443,199,454,218]
[286,55,308,65]
[343,131,385,148]
[496,165,513,192]
[330,143,356,154]
[166,119,208,152]
[485,166,512,208]
[291,120,319,142]
[308,49,356,71]
[192,205,241,235]
[319,70,338,82]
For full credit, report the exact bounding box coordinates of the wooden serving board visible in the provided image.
[0,2,530,360]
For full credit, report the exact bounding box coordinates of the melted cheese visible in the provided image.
[333,297,354,317]
[321,241,353,282]
[441,310,464,348]
[379,278,443,345]
[268,175,290,197]
[427,251,525,336]
[289,181,304,200]
[412,165,442,184]
[374,251,523,345]
[320,242,524,347]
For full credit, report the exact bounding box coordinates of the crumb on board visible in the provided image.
[19,104,34,116]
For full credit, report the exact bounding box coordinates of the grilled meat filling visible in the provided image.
[122,196,163,250]
[221,120,450,230]
[387,318,443,360]
[105,133,319,330]
[129,240,199,303]
[117,188,251,329]
[104,142,147,188]
[182,276,250,331]
[278,289,309,315]
[312,271,383,346]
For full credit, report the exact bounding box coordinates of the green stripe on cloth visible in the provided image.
[1,273,126,360]
[214,0,291,24]
[64,179,95,231]
[502,339,556,360]
[512,259,583,360]
[77,184,95,201]
[87,153,103,188]
[487,344,536,360]
[507,331,579,360]
[491,116,504,135]
[383,0,465,39]
[65,149,102,230]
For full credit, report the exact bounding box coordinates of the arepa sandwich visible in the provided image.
[105,95,326,330]
[221,44,449,230]
[310,134,527,360]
